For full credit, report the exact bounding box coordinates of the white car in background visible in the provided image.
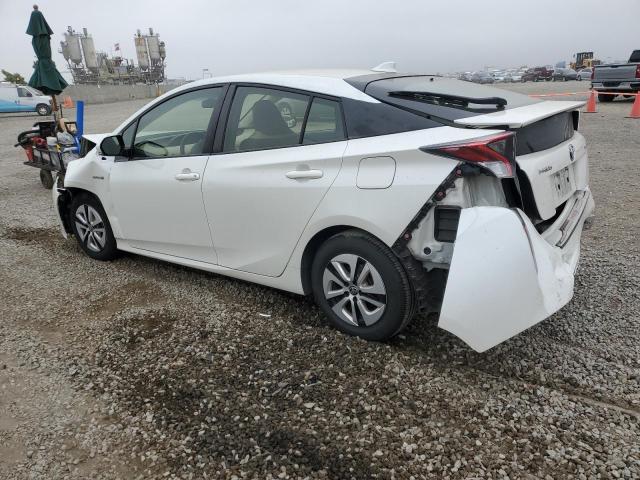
[576,68,593,81]
[0,83,51,115]
[53,69,594,352]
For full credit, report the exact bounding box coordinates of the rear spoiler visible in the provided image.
[454,100,585,128]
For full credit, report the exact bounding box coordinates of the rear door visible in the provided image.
[109,86,226,263]
[202,85,347,277]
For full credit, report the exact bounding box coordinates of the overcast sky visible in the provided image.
[1,0,638,82]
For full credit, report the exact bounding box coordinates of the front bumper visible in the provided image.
[438,189,594,352]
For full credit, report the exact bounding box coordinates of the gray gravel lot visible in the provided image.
[0,81,638,479]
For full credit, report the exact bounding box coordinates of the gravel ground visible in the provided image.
[0,82,638,479]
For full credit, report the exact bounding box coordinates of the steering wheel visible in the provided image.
[135,140,169,158]
[180,131,206,155]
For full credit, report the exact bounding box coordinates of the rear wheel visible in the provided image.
[311,230,415,341]
[36,103,51,116]
[598,93,616,102]
[69,194,118,261]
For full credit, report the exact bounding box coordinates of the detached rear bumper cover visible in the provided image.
[438,190,594,352]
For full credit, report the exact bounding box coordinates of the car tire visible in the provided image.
[598,93,616,102]
[69,193,119,261]
[36,103,51,116]
[310,230,415,341]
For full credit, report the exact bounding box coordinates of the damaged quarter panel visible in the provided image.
[61,141,121,235]
[288,126,505,270]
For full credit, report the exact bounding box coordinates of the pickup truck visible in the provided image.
[521,67,553,82]
[591,50,640,102]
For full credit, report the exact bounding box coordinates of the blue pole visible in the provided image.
[75,100,84,153]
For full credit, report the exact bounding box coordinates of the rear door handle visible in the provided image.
[175,172,200,181]
[285,169,323,180]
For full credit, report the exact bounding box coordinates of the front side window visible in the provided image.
[223,86,309,152]
[132,87,223,158]
[17,87,32,98]
[302,98,345,145]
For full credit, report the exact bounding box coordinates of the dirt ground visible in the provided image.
[0,81,638,479]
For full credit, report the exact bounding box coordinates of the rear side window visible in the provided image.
[302,98,345,145]
[223,86,309,152]
[342,98,440,139]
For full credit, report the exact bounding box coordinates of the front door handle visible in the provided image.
[175,171,200,181]
[285,169,323,180]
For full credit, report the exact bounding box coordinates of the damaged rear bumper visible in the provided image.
[438,189,594,352]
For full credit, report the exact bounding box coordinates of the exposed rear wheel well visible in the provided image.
[300,225,375,295]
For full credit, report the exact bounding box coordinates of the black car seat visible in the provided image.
[239,100,298,151]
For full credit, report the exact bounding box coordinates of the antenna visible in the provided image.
[371,61,397,73]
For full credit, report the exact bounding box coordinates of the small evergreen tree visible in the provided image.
[1,70,26,85]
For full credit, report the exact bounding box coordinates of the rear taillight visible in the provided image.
[636,65,640,79]
[422,132,516,178]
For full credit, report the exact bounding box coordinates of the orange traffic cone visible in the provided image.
[62,96,73,108]
[627,94,640,119]
[585,90,597,113]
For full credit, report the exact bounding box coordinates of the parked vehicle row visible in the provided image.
[459,66,594,84]
[53,69,594,352]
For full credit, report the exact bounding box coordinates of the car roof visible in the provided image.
[170,69,378,102]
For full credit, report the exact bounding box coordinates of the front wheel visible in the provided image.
[39,169,54,189]
[311,230,415,341]
[69,194,119,261]
[36,103,51,116]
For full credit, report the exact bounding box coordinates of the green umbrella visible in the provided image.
[26,6,68,97]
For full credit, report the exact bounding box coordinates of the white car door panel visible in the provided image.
[109,156,216,263]
[202,141,347,277]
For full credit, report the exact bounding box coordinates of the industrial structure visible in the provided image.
[59,27,166,85]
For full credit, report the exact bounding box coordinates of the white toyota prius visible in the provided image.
[53,69,594,352]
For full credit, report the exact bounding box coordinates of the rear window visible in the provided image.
[355,75,540,122]
[515,112,575,156]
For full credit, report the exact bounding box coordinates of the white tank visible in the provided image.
[64,32,83,65]
[60,41,70,61]
[80,32,98,70]
[158,41,166,60]
[135,35,149,69]
[146,35,161,62]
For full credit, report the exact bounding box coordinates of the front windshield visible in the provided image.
[26,87,44,96]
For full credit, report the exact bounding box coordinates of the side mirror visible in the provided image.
[100,135,125,157]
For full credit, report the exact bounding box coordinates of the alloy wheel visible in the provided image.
[322,253,387,327]
[75,204,106,253]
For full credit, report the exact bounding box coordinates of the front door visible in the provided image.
[109,86,225,263]
[202,86,347,277]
